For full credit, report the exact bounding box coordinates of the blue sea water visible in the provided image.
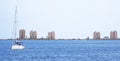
[0,40,120,61]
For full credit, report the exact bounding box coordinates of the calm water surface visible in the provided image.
[0,40,120,61]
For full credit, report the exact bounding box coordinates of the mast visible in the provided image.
[14,6,17,39]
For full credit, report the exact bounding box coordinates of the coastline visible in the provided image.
[0,39,120,41]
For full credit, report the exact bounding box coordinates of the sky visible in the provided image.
[0,0,120,39]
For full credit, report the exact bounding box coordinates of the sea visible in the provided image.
[0,40,120,61]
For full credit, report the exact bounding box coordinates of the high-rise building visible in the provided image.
[51,31,55,39]
[47,31,55,40]
[30,30,37,39]
[19,29,25,39]
[110,31,118,40]
[34,31,37,39]
[48,32,52,40]
[93,31,101,40]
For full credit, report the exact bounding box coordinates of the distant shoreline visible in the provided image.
[0,39,120,40]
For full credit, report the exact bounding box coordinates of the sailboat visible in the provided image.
[11,6,25,50]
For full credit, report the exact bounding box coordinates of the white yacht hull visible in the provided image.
[11,45,25,50]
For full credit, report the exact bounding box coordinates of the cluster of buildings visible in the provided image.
[93,31,118,40]
[19,29,119,40]
[19,29,55,40]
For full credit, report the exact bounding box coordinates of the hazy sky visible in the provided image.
[0,0,120,39]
